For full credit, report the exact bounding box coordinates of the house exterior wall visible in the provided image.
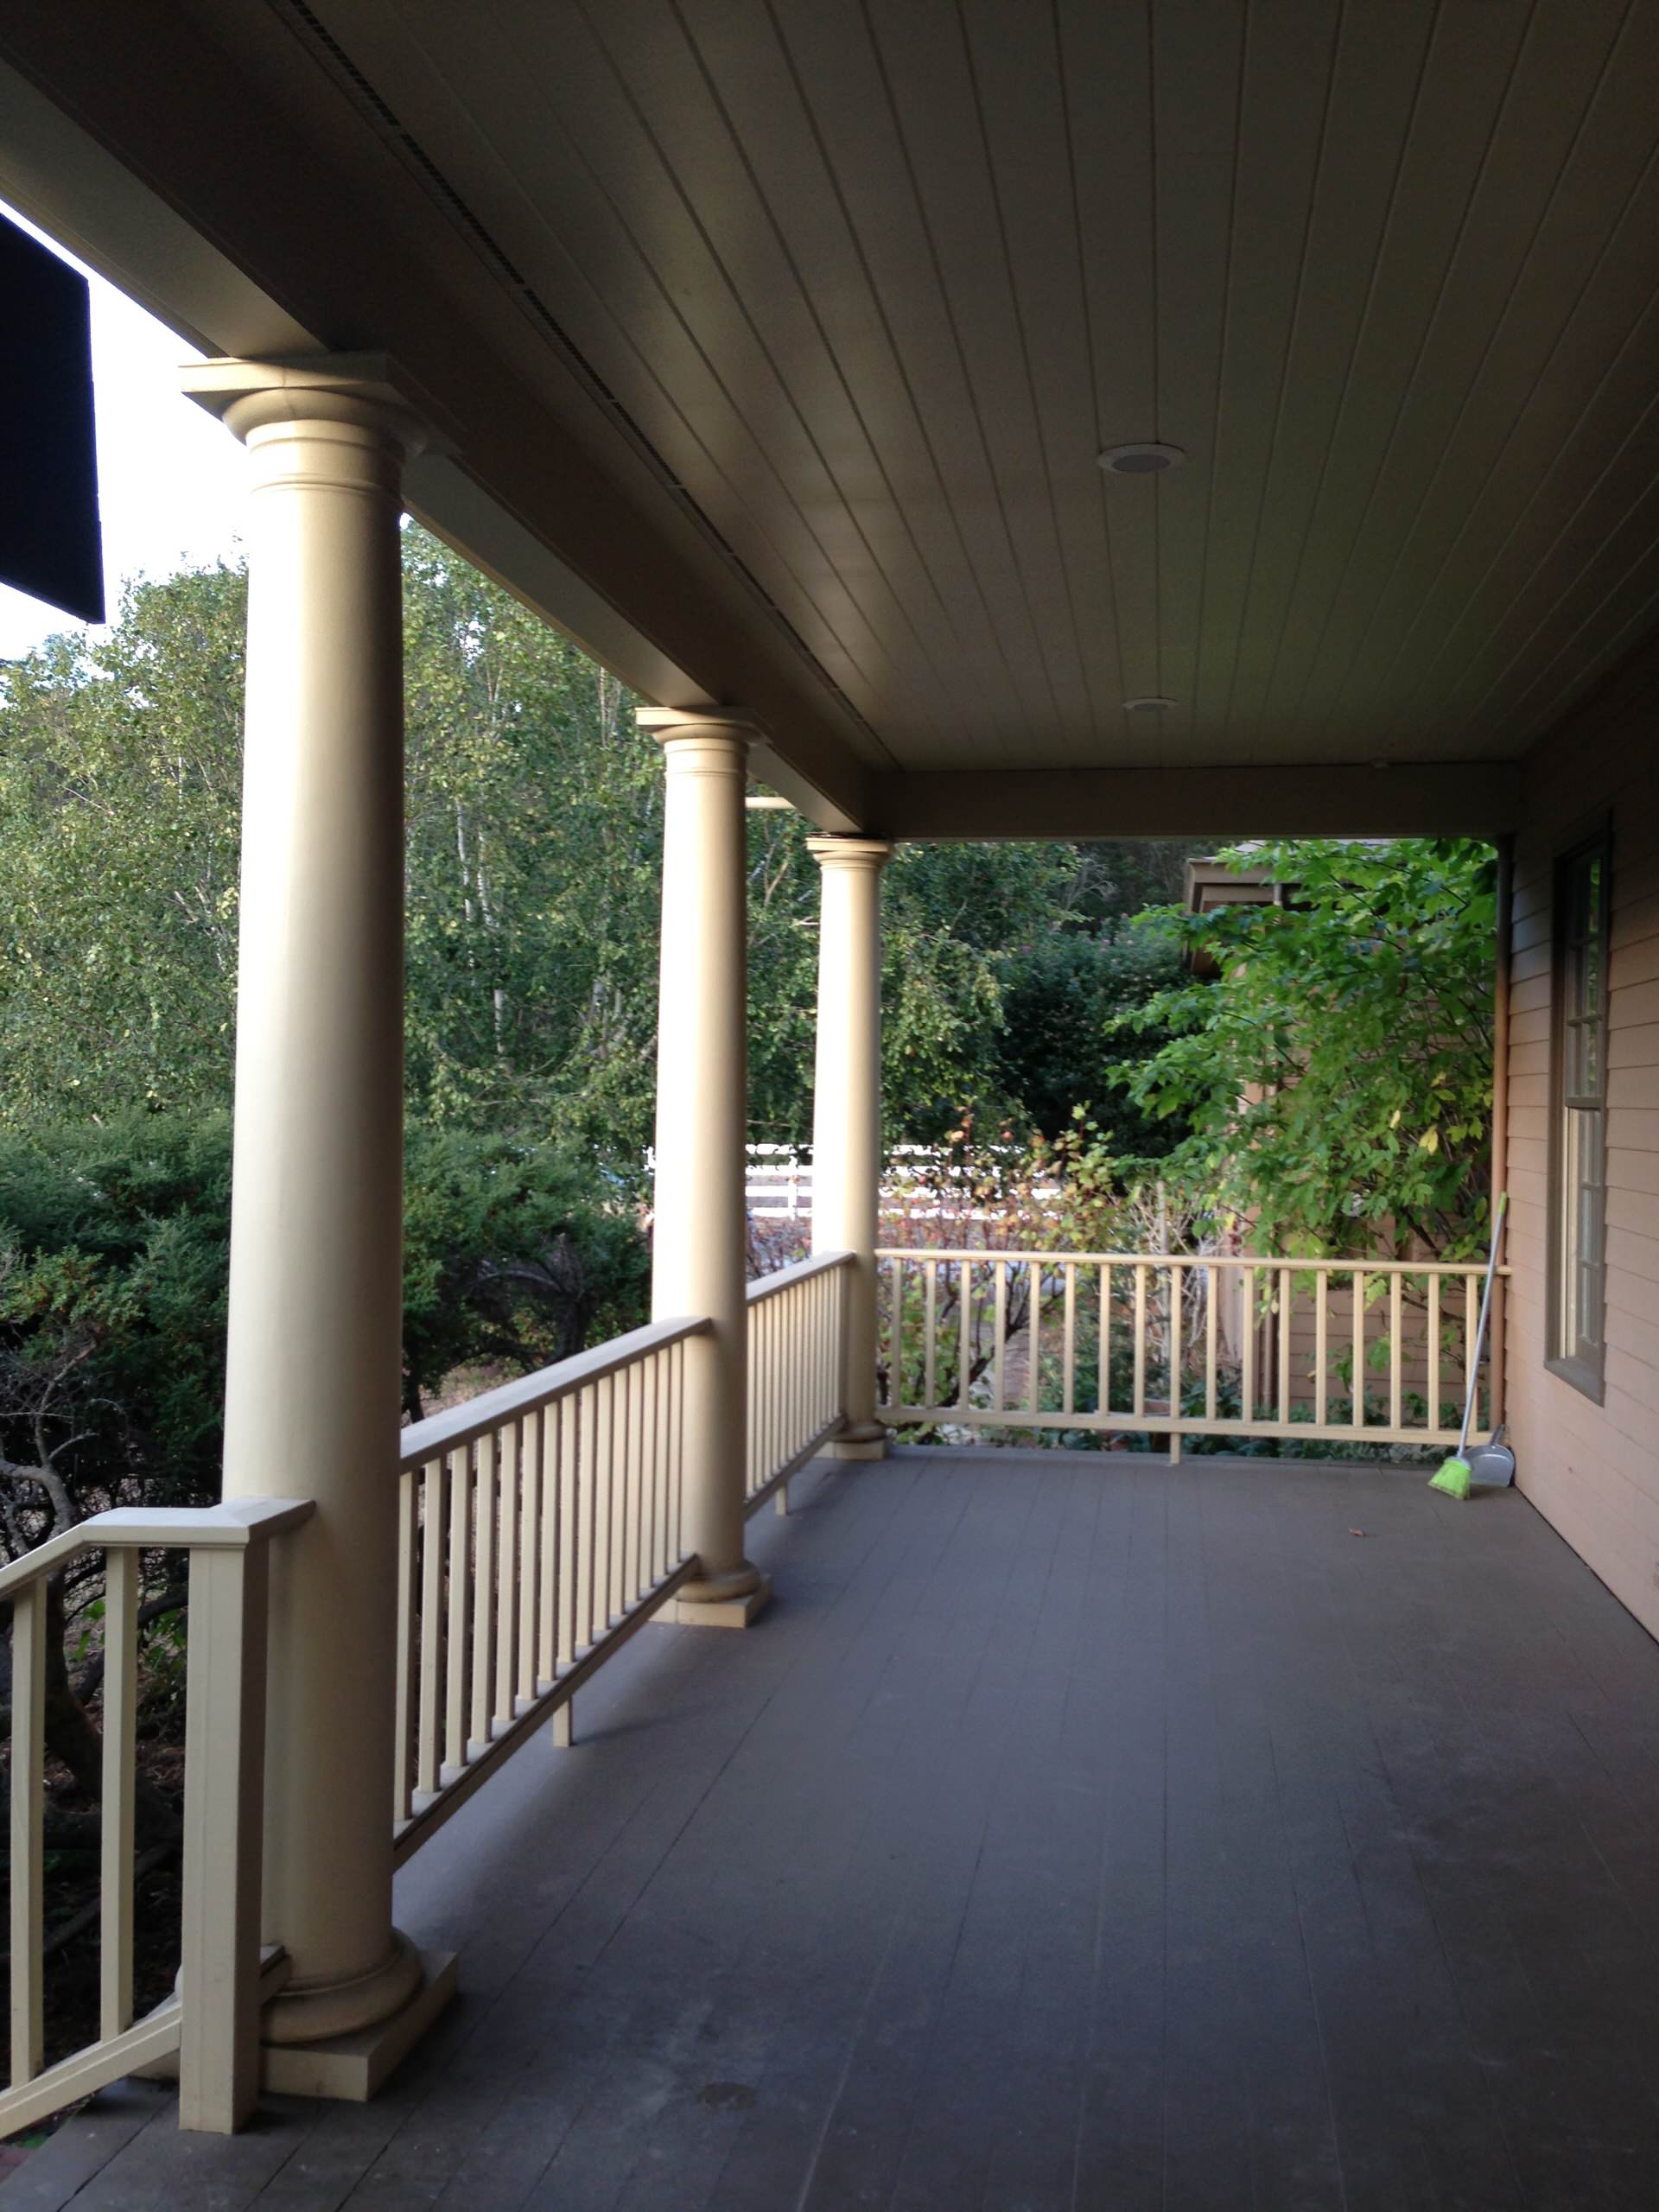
[1506,645,1659,1641]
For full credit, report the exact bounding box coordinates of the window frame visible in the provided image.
[1546,825,1611,1403]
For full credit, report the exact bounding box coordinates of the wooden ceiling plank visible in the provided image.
[582,0,1007,752]
[1258,0,1637,741]
[1300,0,1653,740]
[1056,0,1160,758]
[1455,466,1659,748]
[1225,3,1529,745]
[372,0,952,756]
[1332,10,1659,743]
[672,0,1019,761]
[1217,0,1440,749]
[772,0,1066,754]
[1186,0,1343,746]
[957,0,1129,757]
[856,0,1095,760]
[1141,0,1246,766]
[1413,292,1659,743]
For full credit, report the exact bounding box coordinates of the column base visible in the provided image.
[664,1572,772,1628]
[820,1421,889,1462]
[260,1949,457,2101]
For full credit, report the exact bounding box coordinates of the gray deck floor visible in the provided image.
[13,1447,1659,2212]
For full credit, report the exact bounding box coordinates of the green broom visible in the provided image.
[1429,1192,1508,1499]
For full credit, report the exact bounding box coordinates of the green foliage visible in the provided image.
[0,1115,649,1554]
[0,567,246,1120]
[1109,839,1497,1258]
[995,919,1188,1146]
[400,1124,650,1418]
[0,533,1167,1169]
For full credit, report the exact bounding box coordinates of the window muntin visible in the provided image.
[1550,840,1609,1395]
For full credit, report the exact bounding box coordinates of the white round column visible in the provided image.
[809,836,893,1455]
[186,359,428,2044]
[640,709,766,1622]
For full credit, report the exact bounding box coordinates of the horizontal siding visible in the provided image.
[1507,636,1659,1641]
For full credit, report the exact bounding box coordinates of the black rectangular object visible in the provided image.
[0,212,103,625]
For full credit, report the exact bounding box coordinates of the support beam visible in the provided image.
[183,355,442,2065]
[642,709,768,1626]
[808,838,893,1458]
[868,762,1522,842]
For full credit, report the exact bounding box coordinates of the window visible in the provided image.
[1548,836,1610,1398]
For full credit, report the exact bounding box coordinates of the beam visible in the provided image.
[868,762,1522,842]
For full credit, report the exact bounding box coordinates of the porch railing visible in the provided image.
[1,1498,311,2137]
[745,1252,852,1510]
[392,1316,703,1863]
[878,1249,1506,1455]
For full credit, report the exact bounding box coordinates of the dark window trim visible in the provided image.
[1546,820,1611,1403]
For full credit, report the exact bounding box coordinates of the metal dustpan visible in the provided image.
[1465,1424,1515,1487]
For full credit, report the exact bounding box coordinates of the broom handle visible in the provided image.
[1456,1192,1508,1458]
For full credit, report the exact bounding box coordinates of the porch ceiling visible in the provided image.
[3,3,1659,831]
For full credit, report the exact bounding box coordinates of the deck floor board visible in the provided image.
[11,1450,1659,2212]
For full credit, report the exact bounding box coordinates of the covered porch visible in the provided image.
[3,2,1659,2197]
[10,1447,1659,2211]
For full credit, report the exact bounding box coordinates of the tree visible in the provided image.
[0,534,1143,1168]
[994,918,1188,1147]
[1109,839,1497,1259]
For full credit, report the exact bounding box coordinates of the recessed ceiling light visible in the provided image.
[1123,696,1178,713]
[1099,442,1186,476]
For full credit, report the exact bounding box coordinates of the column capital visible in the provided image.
[181,351,447,460]
[807,834,893,872]
[637,705,762,758]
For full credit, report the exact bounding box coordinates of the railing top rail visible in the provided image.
[399,1313,709,1469]
[0,1497,315,1603]
[876,1247,1510,1277]
[746,1249,854,1304]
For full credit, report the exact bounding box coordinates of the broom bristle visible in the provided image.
[1429,1457,1472,1500]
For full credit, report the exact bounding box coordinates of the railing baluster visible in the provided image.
[1029,1262,1042,1418]
[559,1391,579,1668]
[1277,1267,1292,1424]
[518,1410,540,1706]
[959,1257,973,1411]
[10,1581,46,2088]
[443,1446,469,1774]
[392,1473,416,1822]
[1389,1275,1403,1433]
[495,1421,520,1729]
[539,1401,560,1689]
[1352,1270,1366,1431]
[924,1259,938,1411]
[1465,1273,1478,1431]
[1063,1263,1077,1416]
[1100,1263,1113,1417]
[582,1381,600,1646]
[418,1459,446,1796]
[1427,1271,1441,1437]
[470,1431,498,1747]
[1133,1262,1147,1420]
[1169,1262,1184,1457]
[1241,1265,1255,1424]
[1313,1267,1328,1427]
[993,1260,1007,1413]
[100,1548,139,2041]
[888,1255,902,1408]
[1205,1262,1218,1423]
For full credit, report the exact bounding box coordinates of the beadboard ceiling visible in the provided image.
[3,0,1659,823]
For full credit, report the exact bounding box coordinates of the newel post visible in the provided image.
[808,836,893,1457]
[182,356,453,2080]
[641,708,769,1626]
